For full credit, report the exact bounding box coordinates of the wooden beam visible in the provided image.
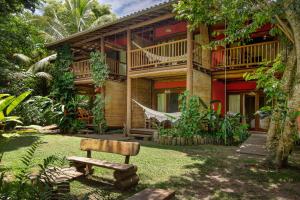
[101,37,105,53]
[128,66,187,78]
[103,14,174,37]
[186,28,193,94]
[126,29,132,135]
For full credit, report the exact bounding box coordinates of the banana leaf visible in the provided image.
[0,96,15,112]
[6,91,32,115]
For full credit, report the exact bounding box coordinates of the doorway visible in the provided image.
[227,91,268,131]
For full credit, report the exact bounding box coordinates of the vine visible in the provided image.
[50,45,84,133]
[89,51,109,133]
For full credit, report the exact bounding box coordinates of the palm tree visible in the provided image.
[38,0,116,41]
[13,53,56,96]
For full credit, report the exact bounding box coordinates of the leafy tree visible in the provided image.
[174,0,300,168]
[34,0,116,41]
[0,14,45,92]
[0,0,40,15]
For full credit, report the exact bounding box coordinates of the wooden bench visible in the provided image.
[67,139,140,190]
[127,188,175,200]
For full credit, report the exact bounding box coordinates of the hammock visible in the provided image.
[132,41,187,63]
[132,99,181,123]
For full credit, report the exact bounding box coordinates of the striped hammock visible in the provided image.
[132,99,181,123]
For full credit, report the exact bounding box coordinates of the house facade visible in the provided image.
[47,1,281,135]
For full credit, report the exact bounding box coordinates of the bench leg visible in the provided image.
[114,166,139,190]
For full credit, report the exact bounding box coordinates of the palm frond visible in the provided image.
[27,54,57,73]
[35,72,53,81]
[13,53,32,65]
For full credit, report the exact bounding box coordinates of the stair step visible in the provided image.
[130,128,155,135]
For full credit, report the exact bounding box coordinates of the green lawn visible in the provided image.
[1,133,300,199]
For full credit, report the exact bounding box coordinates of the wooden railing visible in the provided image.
[130,39,188,70]
[72,58,123,80]
[106,57,119,75]
[211,41,280,68]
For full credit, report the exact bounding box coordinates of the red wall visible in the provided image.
[155,21,187,39]
[227,81,256,92]
[211,80,257,114]
[212,80,226,114]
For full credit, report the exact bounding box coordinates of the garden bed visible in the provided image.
[154,134,236,146]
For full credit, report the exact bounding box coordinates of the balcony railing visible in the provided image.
[211,41,280,68]
[130,39,202,71]
[71,58,123,81]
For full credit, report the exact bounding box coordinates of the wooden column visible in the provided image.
[199,24,211,68]
[126,29,132,135]
[186,28,193,94]
[101,37,105,53]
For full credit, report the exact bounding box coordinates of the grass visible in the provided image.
[1,132,300,199]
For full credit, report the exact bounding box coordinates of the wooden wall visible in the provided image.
[193,70,211,105]
[131,78,152,128]
[105,80,127,127]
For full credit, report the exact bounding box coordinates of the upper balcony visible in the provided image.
[129,39,202,74]
[211,41,280,70]
[71,57,126,84]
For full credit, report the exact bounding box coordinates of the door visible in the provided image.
[155,89,181,113]
[228,92,267,131]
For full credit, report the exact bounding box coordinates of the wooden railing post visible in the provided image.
[187,29,193,94]
[126,29,132,135]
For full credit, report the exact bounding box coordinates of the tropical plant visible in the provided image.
[89,51,109,134]
[35,0,116,42]
[90,51,109,88]
[18,96,61,126]
[0,140,69,199]
[0,91,32,129]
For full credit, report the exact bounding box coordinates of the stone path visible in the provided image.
[236,133,267,156]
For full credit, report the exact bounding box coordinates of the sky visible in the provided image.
[99,0,167,17]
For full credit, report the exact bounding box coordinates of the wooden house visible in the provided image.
[46,1,282,136]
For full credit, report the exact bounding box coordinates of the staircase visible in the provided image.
[129,128,156,140]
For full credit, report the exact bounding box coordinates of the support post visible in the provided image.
[101,37,105,53]
[126,29,132,135]
[187,28,193,94]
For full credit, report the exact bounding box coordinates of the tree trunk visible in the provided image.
[273,3,300,168]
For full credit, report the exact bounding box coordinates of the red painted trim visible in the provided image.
[155,22,187,38]
[154,81,186,89]
[227,81,256,91]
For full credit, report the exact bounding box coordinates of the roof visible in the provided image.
[46,0,177,49]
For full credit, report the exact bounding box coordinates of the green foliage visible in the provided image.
[244,56,286,107]
[92,95,107,134]
[174,0,281,46]
[158,91,249,145]
[18,96,63,126]
[50,45,74,104]
[0,140,68,199]
[0,92,32,128]
[89,51,109,134]
[0,0,40,15]
[34,0,116,42]
[0,14,45,89]
[89,51,109,88]
[173,91,203,137]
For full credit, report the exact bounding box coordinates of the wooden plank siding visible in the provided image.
[105,80,127,127]
[131,78,152,128]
